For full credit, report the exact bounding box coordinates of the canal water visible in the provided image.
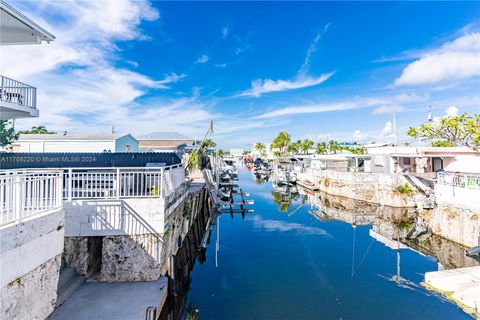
[181,166,474,319]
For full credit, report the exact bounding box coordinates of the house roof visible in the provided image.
[1,1,55,45]
[18,133,136,141]
[136,132,193,141]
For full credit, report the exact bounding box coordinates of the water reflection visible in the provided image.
[297,185,480,270]
[164,166,477,320]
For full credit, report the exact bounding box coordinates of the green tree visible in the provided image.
[287,140,301,155]
[18,125,56,134]
[431,140,455,147]
[271,131,291,155]
[201,139,216,149]
[407,113,480,150]
[300,139,314,154]
[253,142,266,154]
[315,142,327,154]
[0,120,19,148]
[328,140,339,154]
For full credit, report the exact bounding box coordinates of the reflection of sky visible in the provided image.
[252,215,330,237]
[184,166,472,320]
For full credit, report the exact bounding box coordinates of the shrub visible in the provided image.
[394,183,415,196]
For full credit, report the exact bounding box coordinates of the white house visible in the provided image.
[365,145,480,175]
[12,133,139,153]
[1,1,55,120]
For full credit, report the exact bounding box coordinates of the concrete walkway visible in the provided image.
[49,278,168,320]
[425,266,480,315]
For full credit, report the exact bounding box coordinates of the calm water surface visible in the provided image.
[183,166,473,320]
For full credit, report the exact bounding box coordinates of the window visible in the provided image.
[125,144,131,152]
[403,157,411,165]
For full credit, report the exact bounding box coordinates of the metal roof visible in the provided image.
[18,133,135,141]
[1,1,55,45]
[137,132,193,141]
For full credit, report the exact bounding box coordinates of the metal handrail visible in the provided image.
[0,75,37,109]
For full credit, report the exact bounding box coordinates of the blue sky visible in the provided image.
[2,1,479,148]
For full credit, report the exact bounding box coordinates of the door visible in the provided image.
[432,157,443,172]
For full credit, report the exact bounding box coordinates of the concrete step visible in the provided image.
[58,267,74,289]
[56,275,85,307]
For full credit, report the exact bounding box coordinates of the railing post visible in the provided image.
[68,169,72,201]
[116,168,121,199]
[57,172,63,207]
[1,76,4,102]
[14,174,22,222]
[160,168,164,199]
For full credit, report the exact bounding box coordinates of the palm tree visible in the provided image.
[328,139,339,154]
[18,125,55,134]
[315,142,327,154]
[287,140,301,155]
[201,139,216,149]
[253,142,266,155]
[272,131,291,155]
[301,139,314,154]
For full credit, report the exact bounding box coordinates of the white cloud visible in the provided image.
[195,54,210,64]
[222,27,229,39]
[1,1,200,134]
[445,106,459,117]
[395,32,480,86]
[254,95,410,119]
[353,130,369,142]
[381,121,394,136]
[298,33,321,75]
[239,72,334,98]
[252,216,330,236]
[372,105,404,115]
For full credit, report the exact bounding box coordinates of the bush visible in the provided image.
[395,183,415,196]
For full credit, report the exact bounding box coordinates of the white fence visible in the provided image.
[1,165,185,226]
[0,170,63,226]
[63,165,185,200]
[0,75,37,109]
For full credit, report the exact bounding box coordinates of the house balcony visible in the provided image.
[0,75,38,120]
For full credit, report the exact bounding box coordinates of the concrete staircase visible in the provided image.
[56,267,85,307]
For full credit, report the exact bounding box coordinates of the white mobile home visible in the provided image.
[12,133,138,153]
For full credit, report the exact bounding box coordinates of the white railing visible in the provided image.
[63,165,185,200]
[0,170,63,226]
[437,171,480,189]
[0,75,37,109]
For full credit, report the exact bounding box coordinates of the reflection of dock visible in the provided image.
[296,180,320,191]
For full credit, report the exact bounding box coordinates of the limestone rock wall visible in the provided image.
[100,234,162,282]
[1,255,61,320]
[314,171,417,207]
[427,204,479,248]
[63,237,89,276]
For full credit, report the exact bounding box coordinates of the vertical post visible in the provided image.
[32,87,37,109]
[160,168,164,199]
[57,171,63,207]
[116,168,121,199]
[14,174,22,222]
[1,76,4,102]
[68,169,72,201]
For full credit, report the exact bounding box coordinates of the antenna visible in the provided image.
[428,105,433,122]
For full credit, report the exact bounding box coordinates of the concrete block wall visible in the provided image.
[64,198,165,237]
[0,209,64,319]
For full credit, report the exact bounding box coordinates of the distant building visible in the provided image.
[12,133,138,153]
[137,132,195,154]
[365,146,480,175]
[230,148,244,157]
